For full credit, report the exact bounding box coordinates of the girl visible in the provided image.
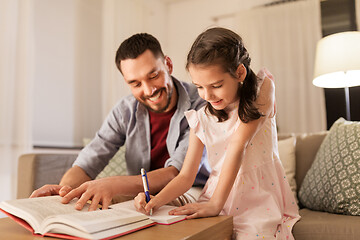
[134,27,300,239]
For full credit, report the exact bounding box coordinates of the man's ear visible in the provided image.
[164,56,173,74]
[236,64,247,83]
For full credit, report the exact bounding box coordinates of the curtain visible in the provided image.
[235,0,326,134]
[100,0,166,118]
[357,0,360,30]
[101,0,124,118]
[100,0,143,118]
[0,0,34,202]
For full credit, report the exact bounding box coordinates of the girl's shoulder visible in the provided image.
[185,105,220,128]
[256,68,276,118]
[256,68,275,95]
[185,105,206,116]
[184,106,207,129]
[257,67,274,81]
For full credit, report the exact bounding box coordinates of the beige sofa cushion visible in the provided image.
[278,136,297,201]
[294,132,327,190]
[17,152,78,199]
[293,208,360,240]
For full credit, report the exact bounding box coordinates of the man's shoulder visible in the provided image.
[110,94,139,117]
[174,78,202,103]
[114,94,137,108]
[176,78,196,93]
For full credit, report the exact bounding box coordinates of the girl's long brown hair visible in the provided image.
[186,27,263,123]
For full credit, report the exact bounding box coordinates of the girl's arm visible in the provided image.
[170,76,275,219]
[134,128,204,214]
[210,76,276,210]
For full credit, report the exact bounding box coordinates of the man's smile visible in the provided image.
[148,90,162,102]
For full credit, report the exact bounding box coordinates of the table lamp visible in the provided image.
[313,31,360,120]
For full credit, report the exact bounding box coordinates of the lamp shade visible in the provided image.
[313,31,360,88]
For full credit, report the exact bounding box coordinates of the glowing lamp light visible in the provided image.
[313,31,360,120]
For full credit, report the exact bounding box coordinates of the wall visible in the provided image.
[33,0,78,147]
[73,0,103,146]
[100,0,167,117]
[164,0,274,82]
[33,0,322,146]
[33,0,103,147]
[32,0,166,147]
[31,0,276,147]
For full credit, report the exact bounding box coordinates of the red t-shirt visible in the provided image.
[148,107,177,170]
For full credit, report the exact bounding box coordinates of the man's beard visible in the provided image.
[142,87,173,113]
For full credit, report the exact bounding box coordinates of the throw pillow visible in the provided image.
[278,136,298,202]
[95,146,127,179]
[82,138,127,179]
[298,118,360,215]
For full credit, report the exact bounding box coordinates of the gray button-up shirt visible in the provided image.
[73,77,210,185]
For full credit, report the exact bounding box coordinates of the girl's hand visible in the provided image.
[134,193,150,214]
[168,201,222,219]
[134,192,156,215]
[134,193,147,214]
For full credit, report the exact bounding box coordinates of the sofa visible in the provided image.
[17,127,360,239]
[278,131,360,240]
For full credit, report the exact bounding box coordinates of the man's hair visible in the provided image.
[115,33,165,73]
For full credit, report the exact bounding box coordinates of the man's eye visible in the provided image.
[213,85,222,88]
[150,73,159,79]
[133,82,141,88]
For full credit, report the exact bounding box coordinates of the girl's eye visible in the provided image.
[212,85,222,88]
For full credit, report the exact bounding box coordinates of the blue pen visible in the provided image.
[141,168,152,215]
[141,168,151,202]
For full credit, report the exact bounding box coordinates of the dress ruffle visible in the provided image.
[184,109,198,129]
[185,109,207,145]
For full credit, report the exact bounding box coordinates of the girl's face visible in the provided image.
[189,64,245,111]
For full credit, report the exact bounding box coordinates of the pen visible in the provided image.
[86,200,102,210]
[141,168,152,215]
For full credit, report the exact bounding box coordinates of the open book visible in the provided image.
[0,196,186,240]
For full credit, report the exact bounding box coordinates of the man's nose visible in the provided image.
[143,82,156,96]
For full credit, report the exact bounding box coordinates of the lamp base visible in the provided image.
[344,87,351,121]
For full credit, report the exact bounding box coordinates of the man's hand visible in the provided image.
[29,166,90,199]
[61,177,118,211]
[29,185,72,198]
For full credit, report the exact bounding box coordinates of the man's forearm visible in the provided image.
[59,166,92,188]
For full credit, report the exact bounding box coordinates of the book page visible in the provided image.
[110,200,186,224]
[42,207,149,234]
[44,218,155,240]
[0,196,88,232]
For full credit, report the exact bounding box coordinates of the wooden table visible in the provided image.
[0,215,233,240]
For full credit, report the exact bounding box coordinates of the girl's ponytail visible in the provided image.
[238,66,263,123]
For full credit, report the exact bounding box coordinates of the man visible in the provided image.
[30,33,210,210]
